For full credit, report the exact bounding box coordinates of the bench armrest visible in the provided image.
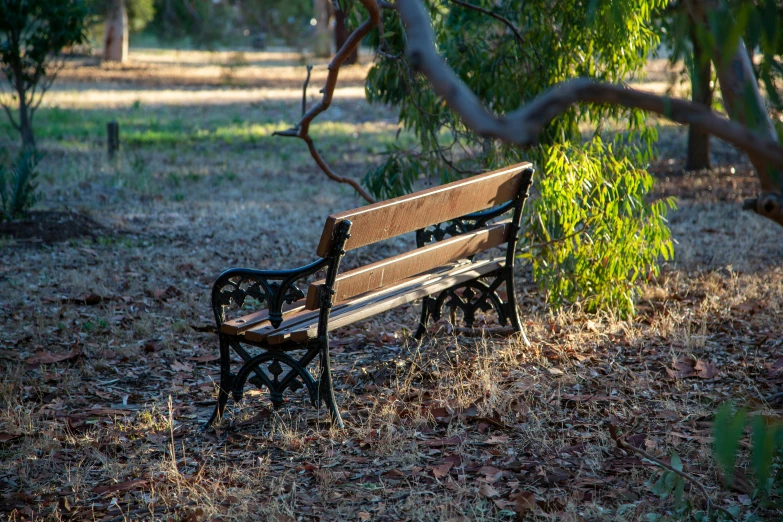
[211,258,330,329]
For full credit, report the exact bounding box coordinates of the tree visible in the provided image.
[104,0,128,62]
[313,0,332,57]
[89,0,155,62]
[0,0,89,150]
[274,0,783,313]
[686,22,714,171]
[335,2,358,65]
[656,5,715,171]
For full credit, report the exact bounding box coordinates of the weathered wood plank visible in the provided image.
[243,258,501,344]
[243,262,465,343]
[305,221,510,309]
[266,258,505,345]
[316,162,531,256]
[220,300,306,336]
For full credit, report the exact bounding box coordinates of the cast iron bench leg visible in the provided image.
[318,338,344,428]
[204,335,232,429]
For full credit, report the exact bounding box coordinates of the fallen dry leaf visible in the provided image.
[26,348,81,366]
[171,360,194,373]
[423,435,464,447]
[0,432,20,443]
[153,285,183,301]
[666,356,696,379]
[478,482,500,498]
[510,491,536,514]
[695,359,719,379]
[186,354,220,362]
[432,462,453,479]
[92,478,149,495]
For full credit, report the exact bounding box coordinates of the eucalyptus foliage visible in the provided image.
[360,0,673,315]
[524,139,675,316]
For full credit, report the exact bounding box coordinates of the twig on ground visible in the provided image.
[762,389,783,403]
[613,432,738,522]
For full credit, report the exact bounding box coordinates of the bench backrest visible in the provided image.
[307,162,533,309]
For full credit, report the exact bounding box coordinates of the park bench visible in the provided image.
[205,163,534,428]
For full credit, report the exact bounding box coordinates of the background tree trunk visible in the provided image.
[686,0,783,224]
[334,8,358,64]
[686,23,712,171]
[313,0,332,58]
[104,0,128,63]
[17,96,35,150]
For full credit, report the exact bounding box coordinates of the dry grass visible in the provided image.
[1,51,782,521]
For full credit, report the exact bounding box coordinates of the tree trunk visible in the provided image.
[17,96,35,150]
[313,0,332,57]
[335,8,358,64]
[104,0,128,63]
[686,0,783,226]
[686,23,712,171]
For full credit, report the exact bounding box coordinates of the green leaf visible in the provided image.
[714,403,747,485]
[670,452,683,472]
[751,415,779,495]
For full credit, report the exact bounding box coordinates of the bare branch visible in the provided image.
[273,0,381,204]
[31,53,67,118]
[0,101,21,131]
[429,129,480,175]
[300,65,313,118]
[303,135,377,203]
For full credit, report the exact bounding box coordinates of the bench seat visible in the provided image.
[221,256,505,345]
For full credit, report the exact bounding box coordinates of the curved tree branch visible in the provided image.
[396,0,783,226]
[274,0,382,204]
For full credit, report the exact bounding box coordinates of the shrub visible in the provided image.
[520,138,675,317]
[0,150,42,221]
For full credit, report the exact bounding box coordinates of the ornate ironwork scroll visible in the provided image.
[429,278,507,328]
[414,168,534,337]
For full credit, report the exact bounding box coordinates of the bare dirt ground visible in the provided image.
[1,50,782,521]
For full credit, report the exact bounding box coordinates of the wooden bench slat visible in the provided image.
[305,221,510,309]
[262,257,505,345]
[316,162,532,256]
[241,260,475,343]
[220,300,306,336]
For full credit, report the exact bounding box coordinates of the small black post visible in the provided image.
[107,121,120,159]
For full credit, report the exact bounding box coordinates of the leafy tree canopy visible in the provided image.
[85,0,156,33]
[0,0,89,149]
[149,0,312,47]
[360,0,673,315]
